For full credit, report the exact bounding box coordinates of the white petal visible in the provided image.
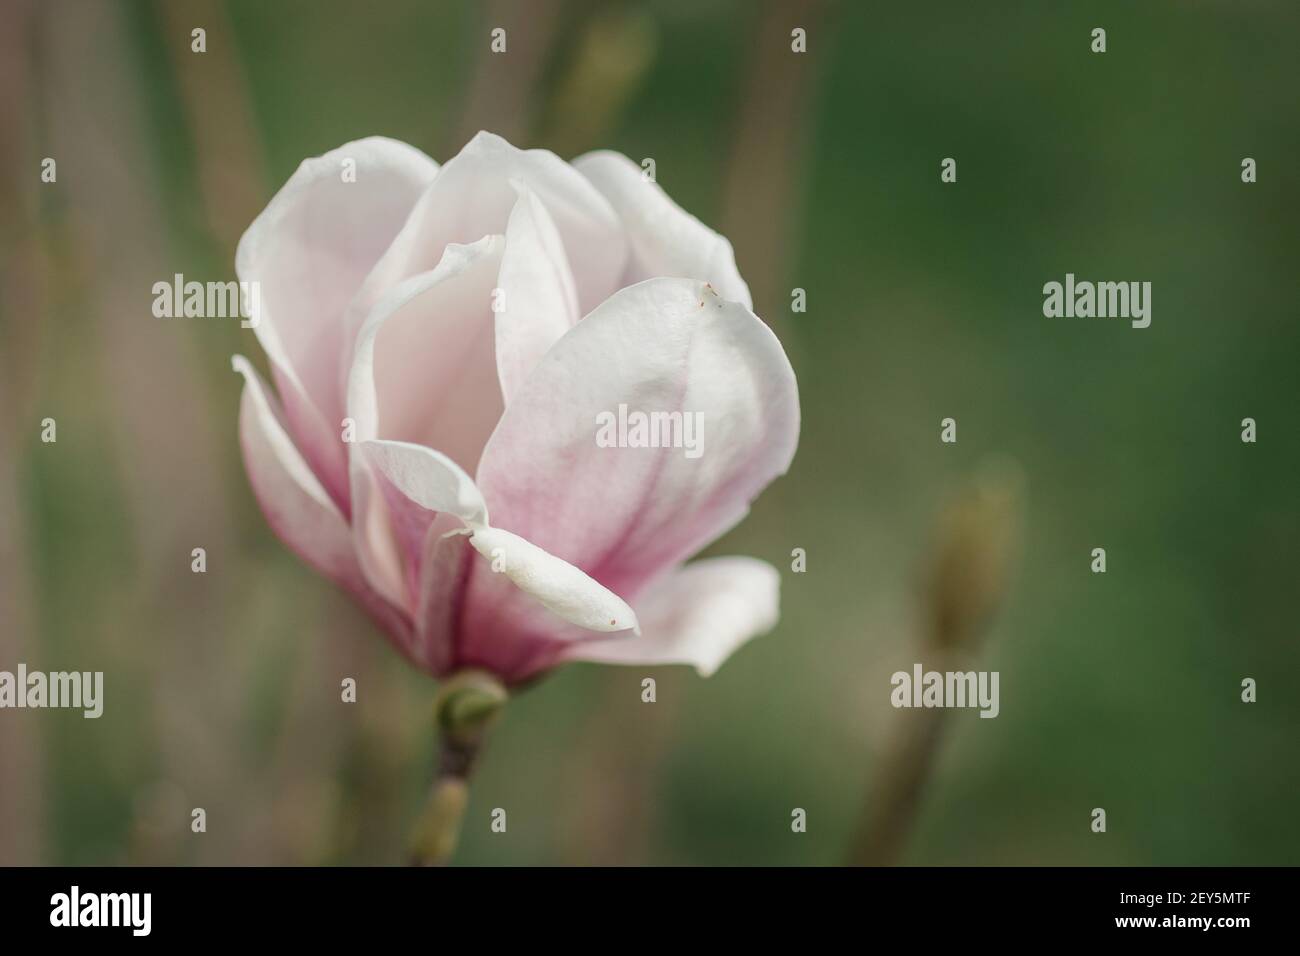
[495,181,581,404]
[468,526,639,635]
[236,137,437,439]
[349,131,626,335]
[346,235,505,463]
[563,557,779,676]
[359,439,489,529]
[573,150,752,309]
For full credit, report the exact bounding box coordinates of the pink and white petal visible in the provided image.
[412,514,473,676]
[453,550,623,687]
[348,131,627,333]
[562,557,780,676]
[356,438,487,645]
[346,236,505,472]
[454,527,651,686]
[475,277,800,599]
[236,137,437,480]
[348,455,406,612]
[345,233,502,613]
[264,368,350,516]
[573,150,752,309]
[232,355,412,648]
[344,238,502,607]
[495,181,580,404]
[360,438,636,637]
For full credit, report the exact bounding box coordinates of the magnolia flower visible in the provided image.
[232,132,799,686]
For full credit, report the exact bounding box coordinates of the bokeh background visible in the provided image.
[2,0,1297,866]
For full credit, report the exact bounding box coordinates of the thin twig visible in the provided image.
[847,462,1023,866]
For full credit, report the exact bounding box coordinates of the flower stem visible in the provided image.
[409,731,482,866]
[847,647,962,866]
[408,670,507,866]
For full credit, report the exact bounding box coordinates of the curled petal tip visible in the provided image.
[469,526,638,636]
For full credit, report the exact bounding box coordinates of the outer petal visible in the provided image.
[468,527,638,634]
[573,150,752,309]
[347,131,627,336]
[563,557,779,676]
[474,278,800,599]
[236,137,437,509]
[232,356,411,647]
[495,182,581,404]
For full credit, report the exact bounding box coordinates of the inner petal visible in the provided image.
[368,241,507,475]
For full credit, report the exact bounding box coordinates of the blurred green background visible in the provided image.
[1,0,1296,865]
